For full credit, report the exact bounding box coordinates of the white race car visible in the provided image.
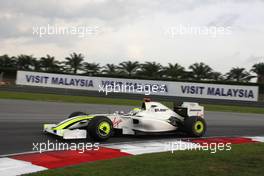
[43,99,207,141]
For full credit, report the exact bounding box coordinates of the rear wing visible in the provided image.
[173,102,204,118]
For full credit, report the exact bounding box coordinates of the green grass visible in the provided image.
[0,91,142,106]
[0,90,263,114]
[25,143,264,176]
[203,104,264,114]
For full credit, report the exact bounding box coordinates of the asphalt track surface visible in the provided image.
[0,99,263,155]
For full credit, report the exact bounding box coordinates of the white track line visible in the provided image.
[0,158,47,176]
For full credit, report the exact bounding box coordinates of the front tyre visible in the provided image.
[87,116,113,141]
[184,116,206,137]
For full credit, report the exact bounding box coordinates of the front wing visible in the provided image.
[43,124,87,139]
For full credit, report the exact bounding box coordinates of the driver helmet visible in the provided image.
[132,107,141,113]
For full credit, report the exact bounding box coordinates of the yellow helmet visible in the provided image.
[132,108,141,111]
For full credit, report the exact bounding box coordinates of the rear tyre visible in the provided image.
[184,116,206,137]
[68,111,87,118]
[87,116,113,141]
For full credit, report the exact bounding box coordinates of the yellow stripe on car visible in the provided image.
[53,116,94,130]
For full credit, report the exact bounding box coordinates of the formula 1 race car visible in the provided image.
[43,99,207,141]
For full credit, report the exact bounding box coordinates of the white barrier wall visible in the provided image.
[16,71,259,101]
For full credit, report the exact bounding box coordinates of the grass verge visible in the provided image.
[202,104,264,114]
[25,143,264,176]
[0,91,263,114]
[0,91,142,106]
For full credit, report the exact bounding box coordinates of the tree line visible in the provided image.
[0,52,263,83]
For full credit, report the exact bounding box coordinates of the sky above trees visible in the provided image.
[0,0,263,73]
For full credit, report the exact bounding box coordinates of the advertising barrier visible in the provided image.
[16,71,259,101]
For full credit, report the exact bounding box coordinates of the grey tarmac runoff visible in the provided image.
[0,99,263,155]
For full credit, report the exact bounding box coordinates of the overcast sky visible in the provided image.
[0,0,263,73]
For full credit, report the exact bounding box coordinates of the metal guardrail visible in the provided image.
[0,85,264,107]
